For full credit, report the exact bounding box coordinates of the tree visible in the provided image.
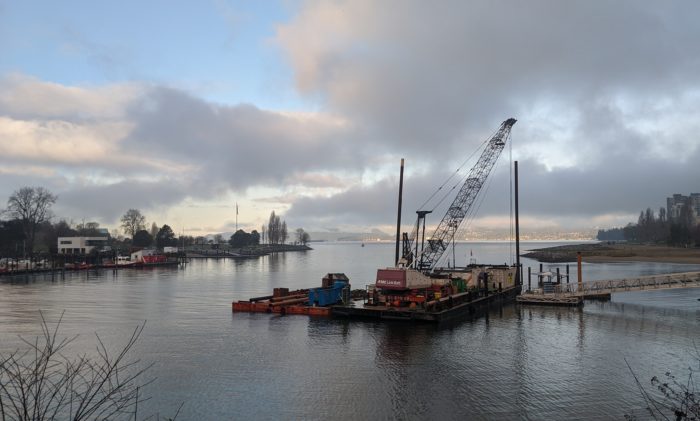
[177,235,195,247]
[295,228,311,245]
[156,224,176,249]
[150,222,159,238]
[0,219,25,256]
[121,209,146,238]
[281,221,288,244]
[0,313,183,420]
[250,230,260,245]
[267,211,287,245]
[229,230,251,247]
[76,221,101,236]
[229,229,261,247]
[41,220,79,254]
[132,230,153,247]
[214,234,223,244]
[6,186,57,255]
[268,211,278,244]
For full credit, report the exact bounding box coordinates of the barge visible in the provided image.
[232,266,520,323]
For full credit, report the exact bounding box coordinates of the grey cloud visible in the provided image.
[277,1,700,160]
[125,87,364,192]
[55,180,188,224]
[273,0,700,229]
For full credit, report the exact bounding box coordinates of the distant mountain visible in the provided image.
[308,230,393,242]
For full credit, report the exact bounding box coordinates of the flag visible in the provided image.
[236,203,238,215]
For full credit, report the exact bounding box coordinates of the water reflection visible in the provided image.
[1,243,699,419]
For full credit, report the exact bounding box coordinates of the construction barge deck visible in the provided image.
[332,286,520,322]
[233,286,520,323]
[233,267,521,323]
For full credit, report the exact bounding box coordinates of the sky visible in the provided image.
[1,0,699,238]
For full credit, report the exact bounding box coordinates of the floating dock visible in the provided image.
[516,293,583,306]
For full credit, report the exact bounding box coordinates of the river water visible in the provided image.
[1,241,699,420]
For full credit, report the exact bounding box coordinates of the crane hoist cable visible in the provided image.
[408,118,517,271]
[417,127,499,212]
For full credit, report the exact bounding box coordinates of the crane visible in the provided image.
[404,118,516,271]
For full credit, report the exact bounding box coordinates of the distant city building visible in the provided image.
[666,193,700,224]
[57,237,108,254]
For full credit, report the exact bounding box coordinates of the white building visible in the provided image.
[57,237,109,254]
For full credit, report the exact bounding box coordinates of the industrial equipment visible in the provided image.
[403,118,516,271]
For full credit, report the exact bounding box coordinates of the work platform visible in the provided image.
[233,286,521,323]
[332,286,519,322]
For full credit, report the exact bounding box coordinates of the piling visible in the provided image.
[395,158,404,266]
[577,252,583,291]
[514,160,521,286]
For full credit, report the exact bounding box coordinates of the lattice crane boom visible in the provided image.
[415,118,516,271]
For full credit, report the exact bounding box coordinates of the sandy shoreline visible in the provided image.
[521,243,700,264]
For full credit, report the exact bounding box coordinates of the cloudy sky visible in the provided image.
[1,0,699,237]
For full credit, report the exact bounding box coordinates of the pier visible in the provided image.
[517,270,700,306]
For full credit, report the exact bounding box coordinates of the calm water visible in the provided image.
[1,242,699,420]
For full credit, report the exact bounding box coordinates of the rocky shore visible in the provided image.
[521,243,700,264]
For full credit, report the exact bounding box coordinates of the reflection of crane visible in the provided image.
[403,118,517,271]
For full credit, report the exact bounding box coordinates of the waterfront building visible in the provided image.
[57,236,109,254]
[666,193,700,224]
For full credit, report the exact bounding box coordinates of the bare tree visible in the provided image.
[268,211,278,244]
[6,186,57,255]
[150,222,159,239]
[76,221,100,236]
[0,313,182,421]
[281,221,288,244]
[120,209,146,238]
[295,228,310,245]
[626,348,699,420]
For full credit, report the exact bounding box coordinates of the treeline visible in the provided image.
[230,211,310,247]
[0,187,193,255]
[1,186,311,257]
[597,206,700,246]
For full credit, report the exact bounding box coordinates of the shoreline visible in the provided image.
[521,243,700,264]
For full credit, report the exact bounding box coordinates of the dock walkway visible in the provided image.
[518,271,700,306]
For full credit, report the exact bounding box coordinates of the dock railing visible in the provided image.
[526,271,700,297]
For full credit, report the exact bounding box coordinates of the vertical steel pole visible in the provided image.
[395,159,404,266]
[514,160,521,286]
[577,252,583,292]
